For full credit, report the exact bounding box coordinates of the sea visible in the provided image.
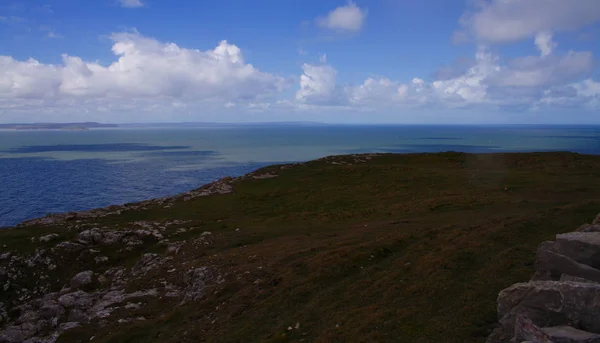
[1,124,599,228]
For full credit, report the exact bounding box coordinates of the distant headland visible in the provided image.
[0,122,118,131]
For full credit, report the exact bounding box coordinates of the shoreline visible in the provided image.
[3,150,590,229]
[6,161,289,230]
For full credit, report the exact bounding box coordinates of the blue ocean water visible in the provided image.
[1,124,599,227]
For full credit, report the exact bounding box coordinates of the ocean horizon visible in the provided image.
[2,124,599,228]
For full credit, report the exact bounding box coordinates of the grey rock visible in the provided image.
[542,326,600,343]
[16,311,39,325]
[577,224,600,233]
[58,291,93,309]
[53,242,83,253]
[534,241,561,281]
[77,229,123,246]
[39,303,64,320]
[132,254,161,274]
[94,256,108,264]
[560,274,600,284]
[497,281,600,339]
[0,323,36,343]
[555,232,600,269]
[537,250,600,283]
[182,267,212,302]
[513,315,553,343]
[37,234,59,243]
[70,271,93,289]
[76,229,102,244]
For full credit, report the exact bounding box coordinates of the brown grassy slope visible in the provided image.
[5,151,600,342]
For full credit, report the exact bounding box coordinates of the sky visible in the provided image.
[1,0,600,124]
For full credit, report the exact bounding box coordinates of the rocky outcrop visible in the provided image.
[0,217,219,342]
[487,213,600,343]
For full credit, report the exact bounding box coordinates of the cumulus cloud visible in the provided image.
[489,52,593,88]
[458,0,600,43]
[347,77,405,106]
[534,32,557,57]
[300,44,598,112]
[119,0,144,8]
[431,49,499,104]
[296,63,340,105]
[0,32,287,107]
[316,1,367,33]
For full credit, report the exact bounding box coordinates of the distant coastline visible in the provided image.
[0,122,118,131]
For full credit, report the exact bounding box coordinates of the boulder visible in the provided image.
[70,271,93,289]
[542,326,600,343]
[57,291,93,309]
[77,229,122,246]
[554,233,600,269]
[534,241,562,281]
[497,281,600,339]
[513,315,553,343]
[536,250,600,283]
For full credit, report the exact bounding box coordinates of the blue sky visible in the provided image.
[1,0,600,124]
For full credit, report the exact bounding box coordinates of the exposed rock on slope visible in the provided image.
[0,166,288,343]
[487,214,600,343]
[0,220,218,343]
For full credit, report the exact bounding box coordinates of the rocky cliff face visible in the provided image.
[487,214,600,343]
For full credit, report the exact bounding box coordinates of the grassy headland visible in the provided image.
[2,151,600,343]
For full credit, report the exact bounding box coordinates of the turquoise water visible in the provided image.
[1,124,599,227]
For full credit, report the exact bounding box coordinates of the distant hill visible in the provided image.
[0,122,118,130]
[119,121,329,128]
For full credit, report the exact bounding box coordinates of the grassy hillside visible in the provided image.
[3,152,600,343]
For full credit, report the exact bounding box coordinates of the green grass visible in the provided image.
[3,152,600,342]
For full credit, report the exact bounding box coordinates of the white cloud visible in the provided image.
[119,0,144,8]
[534,32,557,57]
[459,0,600,43]
[347,77,404,106]
[316,1,367,33]
[537,79,600,109]
[1,32,286,102]
[432,48,499,104]
[489,51,593,87]
[311,46,598,111]
[319,54,327,63]
[296,63,339,105]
